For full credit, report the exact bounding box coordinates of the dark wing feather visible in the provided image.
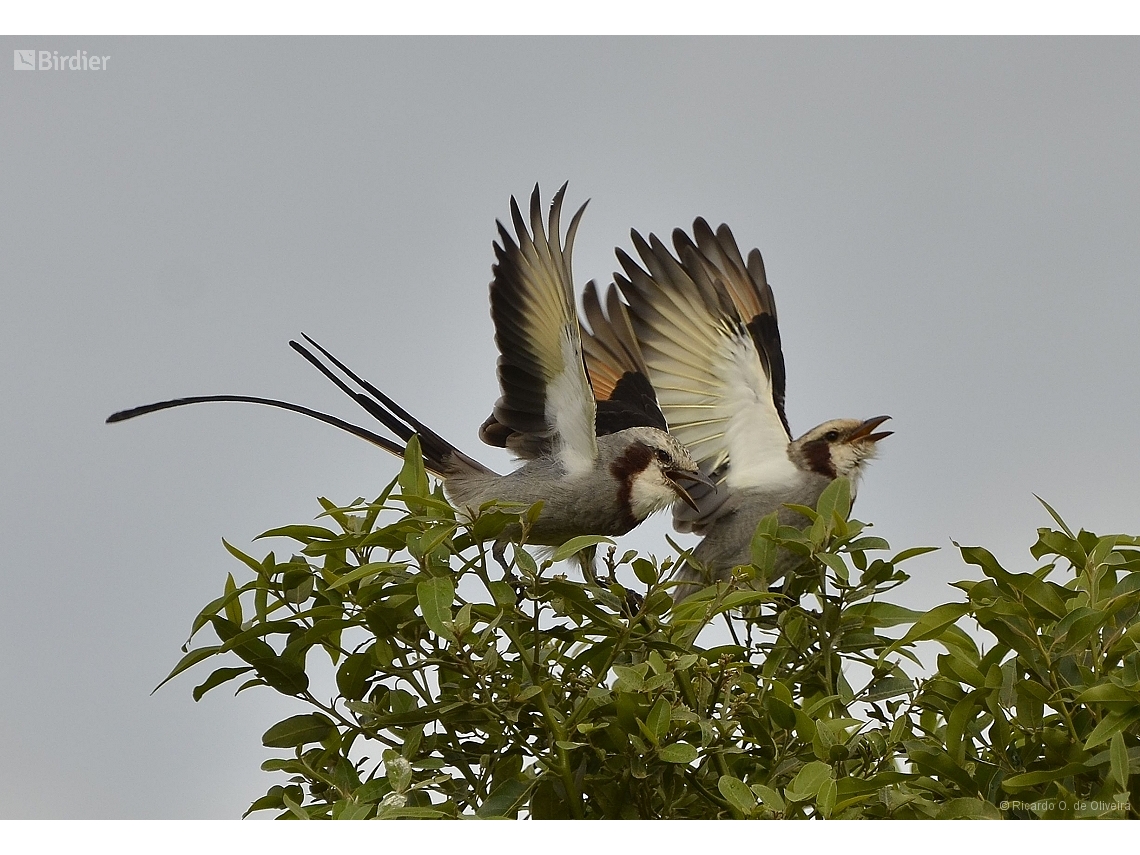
[478,184,598,474]
[580,280,668,435]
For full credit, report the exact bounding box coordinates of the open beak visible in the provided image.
[846,415,893,444]
[667,468,716,513]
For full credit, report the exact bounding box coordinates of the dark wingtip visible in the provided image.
[550,181,568,211]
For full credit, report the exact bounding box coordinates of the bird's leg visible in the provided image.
[492,538,511,575]
[493,538,526,602]
[591,545,644,615]
[621,589,644,617]
[577,545,600,587]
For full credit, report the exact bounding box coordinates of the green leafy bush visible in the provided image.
[165,440,1140,819]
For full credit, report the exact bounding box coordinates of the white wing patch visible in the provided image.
[716,335,799,489]
[547,327,598,476]
[652,326,796,490]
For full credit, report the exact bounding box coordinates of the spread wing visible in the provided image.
[579,280,669,436]
[478,184,598,476]
[676,218,789,436]
[614,221,794,528]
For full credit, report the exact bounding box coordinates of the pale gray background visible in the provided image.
[2,37,1137,818]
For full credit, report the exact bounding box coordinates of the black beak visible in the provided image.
[846,415,893,444]
[666,468,716,512]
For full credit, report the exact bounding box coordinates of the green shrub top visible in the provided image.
[164,439,1140,819]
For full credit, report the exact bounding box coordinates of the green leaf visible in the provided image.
[717,775,757,815]
[883,602,971,659]
[223,573,242,625]
[192,666,252,701]
[397,435,431,511]
[892,545,939,563]
[783,503,818,522]
[1077,682,1140,710]
[904,742,977,794]
[1012,574,1069,620]
[250,655,309,695]
[766,696,797,730]
[1110,731,1130,788]
[328,561,407,591]
[946,693,979,765]
[416,575,455,641]
[222,538,267,577]
[863,675,914,702]
[244,788,286,817]
[1088,534,1119,571]
[256,524,338,544]
[529,779,571,819]
[632,558,658,586]
[281,791,311,820]
[487,580,517,607]
[1085,709,1140,750]
[613,665,647,693]
[476,778,529,818]
[958,544,1015,588]
[1032,527,1086,567]
[1055,606,1103,650]
[817,476,852,524]
[262,713,335,748]
[659,742,698,764]
[751,783,785,812]
[514,546,538,577]
[846,601,922,628]
[470,508,515,541]
[818,552,849,583]
[1034,495,1075,538]
[1002,764,1087,789]
[153,645,223,694]
[847,536,890,551]
[552,535,614,564]
[816,778,837,818]
[383,751,413,794]
[750,512,780,574]
[335,801,374,821]
[336,652,373,701]
[784,761,831,804]
[646,696,671,743]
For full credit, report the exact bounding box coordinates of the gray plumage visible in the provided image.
[445,426,697,549]
[670,417,889,601]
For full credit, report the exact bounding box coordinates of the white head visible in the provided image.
[789,416,892,485]
[609,427,711,522]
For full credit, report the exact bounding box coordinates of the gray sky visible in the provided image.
[2,37,1138,819]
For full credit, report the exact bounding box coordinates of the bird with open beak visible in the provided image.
[107,185,711,584]
[580,219,891,601]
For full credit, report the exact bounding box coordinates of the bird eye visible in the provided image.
[654,448,670,464]
[824,430,840,442]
